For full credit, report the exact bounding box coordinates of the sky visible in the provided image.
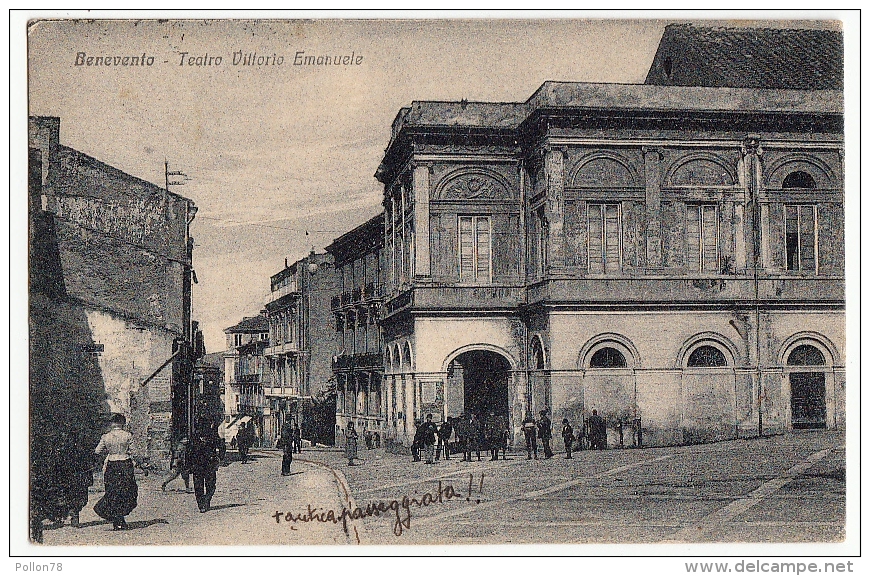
[26,16,842,352]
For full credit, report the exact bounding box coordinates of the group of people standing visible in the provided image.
[410,411,510,464]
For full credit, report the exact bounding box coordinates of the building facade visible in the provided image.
[263,252,339,447]
[325,214,386,449]
[372,32,844,449]
[222,315,269,445]
[29,116,198,466]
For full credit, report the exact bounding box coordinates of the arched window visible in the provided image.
[589,347,627,368]
[783,171,816,190]
[787,344,826,366]
[687,345,727,367]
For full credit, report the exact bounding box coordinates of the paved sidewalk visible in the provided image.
[41,452,358,546]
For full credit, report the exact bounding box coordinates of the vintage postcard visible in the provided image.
[15,11,859,560]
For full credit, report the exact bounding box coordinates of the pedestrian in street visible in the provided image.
[411,419,424,462]
[161,437,191,492]
[189,416,222,513]
[293,421,302,454]
[588,409,607,450]
[522,412,538,460]
[345,421,359,466]
[237,421,251,463]
[576,419,587,451]
[538,409,553,459]
[436,417,453,461]
[279,420,294,476]
[63,430,94,528]
[561,418,574,459]
[456,413,471,462]
[484,411,503,461]
[93,413,138,530]
[469,413,484,461]
[421,414,439,465]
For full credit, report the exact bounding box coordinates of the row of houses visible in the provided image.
[221,24,846,452]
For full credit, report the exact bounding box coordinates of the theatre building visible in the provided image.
[374,26,845,449]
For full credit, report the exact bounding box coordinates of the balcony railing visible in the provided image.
[333,352,384,371]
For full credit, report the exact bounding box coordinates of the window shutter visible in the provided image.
[476,217,491,282]
[799,205,816,273]
[459,216,474,280]
[701,204,718,272]
[588,204,603,273]
[604,204,620,273]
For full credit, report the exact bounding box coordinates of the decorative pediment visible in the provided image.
[435,169,515,201]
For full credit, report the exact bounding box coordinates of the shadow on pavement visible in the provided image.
[125,518,170,530]
[208,503,246,511]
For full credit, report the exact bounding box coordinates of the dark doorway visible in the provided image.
[787,344,827,430]
[790,373,826,429]
[453,350,511,422]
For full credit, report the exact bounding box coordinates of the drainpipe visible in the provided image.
[745,135,764,438]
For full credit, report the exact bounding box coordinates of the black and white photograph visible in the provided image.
[11,9,859,563]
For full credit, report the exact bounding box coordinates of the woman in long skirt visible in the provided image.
[93,413,138,530]
[345,422,359,466]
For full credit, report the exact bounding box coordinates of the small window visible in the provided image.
[663,56,673,79]
[589,347,627,368]
[783,171,816,190]
[787,344,825,366]
[687,345,727,367]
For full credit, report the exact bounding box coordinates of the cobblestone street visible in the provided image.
[40,430,844,547]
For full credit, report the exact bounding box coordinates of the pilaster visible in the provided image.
[643,147,663,269]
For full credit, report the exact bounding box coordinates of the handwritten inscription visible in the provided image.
[272,480,461,536]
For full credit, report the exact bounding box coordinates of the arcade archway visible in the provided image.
[446,349,511,422]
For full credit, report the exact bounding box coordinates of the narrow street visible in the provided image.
[41,431,844,547]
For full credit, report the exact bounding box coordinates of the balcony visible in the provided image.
[267,281,299,304]
[263,386,301,398]
[264,342,301,357]
[333,352,384,371]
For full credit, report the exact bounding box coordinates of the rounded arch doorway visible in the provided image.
[445,349,512,422]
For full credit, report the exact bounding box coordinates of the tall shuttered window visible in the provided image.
[587,204,621,273]
[687,204,719,273]
[785,205,817,273]
[458,215,491,283]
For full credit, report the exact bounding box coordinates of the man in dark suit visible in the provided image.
[561,418,574,459]
[436,417,453,461]
[538,409,553,459]
[189,417,223,512]
[522,412,537,460]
